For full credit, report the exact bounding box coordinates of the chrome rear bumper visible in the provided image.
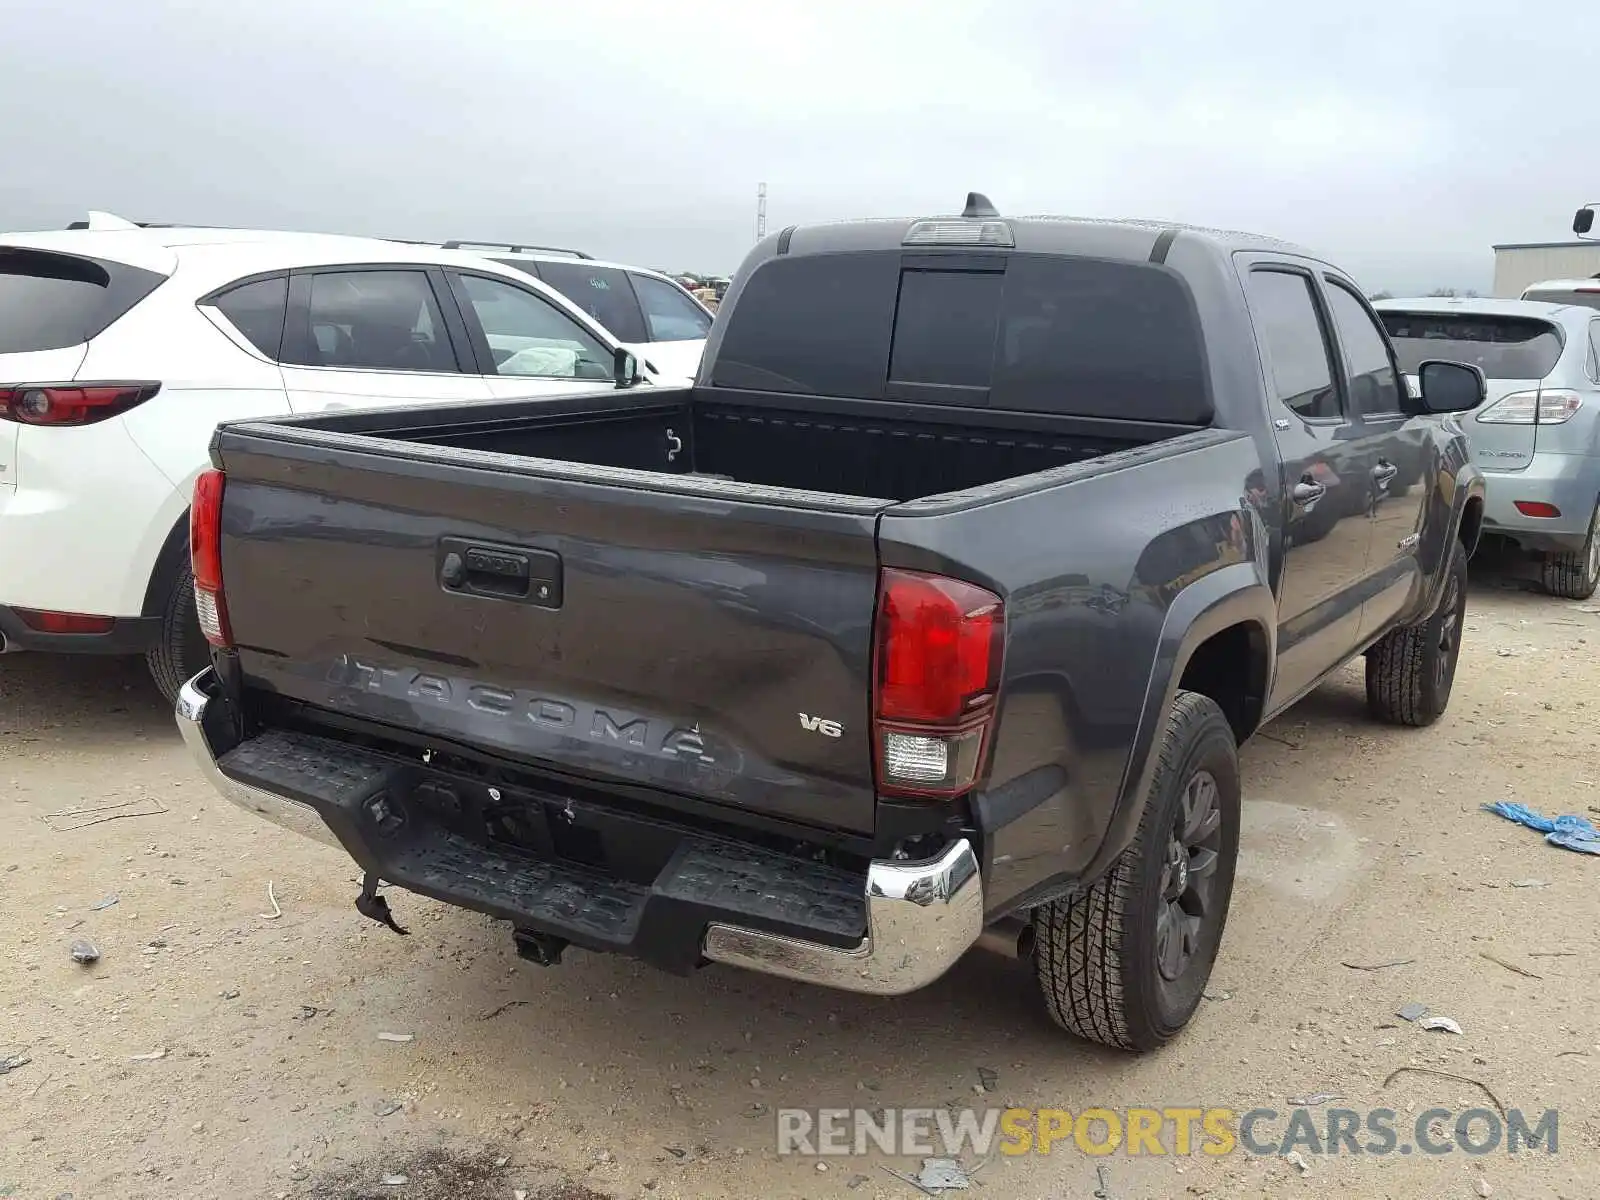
[175,670,984,996]
[175,673,340,849]
[702,839,982,995]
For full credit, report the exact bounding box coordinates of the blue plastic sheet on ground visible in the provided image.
[1482,801,1600,856]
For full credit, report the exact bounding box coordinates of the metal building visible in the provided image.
[1491,240,1600,297]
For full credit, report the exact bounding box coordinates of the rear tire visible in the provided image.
[145,562,212,705]
[1540,503,1600,600]
[1032,691,1240,1052]
[1365,543,1468,727]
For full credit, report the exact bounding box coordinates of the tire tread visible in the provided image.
[1365,545,1467,728]
[1033,691,1229,1051]
[1541,549,1598,600]
[144,562,208,705]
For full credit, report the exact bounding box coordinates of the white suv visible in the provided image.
[0,216,671,700]
[423,241,715,382]
[1521,279,1600,310]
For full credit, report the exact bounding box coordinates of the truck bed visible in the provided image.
[259,385,1195,505]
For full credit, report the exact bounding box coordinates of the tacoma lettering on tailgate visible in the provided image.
[323,654,736,772]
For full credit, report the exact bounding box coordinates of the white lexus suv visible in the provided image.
[0,214,675,700]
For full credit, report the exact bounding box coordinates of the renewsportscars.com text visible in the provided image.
[776,1105,1558,1159]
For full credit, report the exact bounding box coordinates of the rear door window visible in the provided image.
[0,247,165,353]
[630,273,713,342]
[533,263,649,344]
[1379,311,1564,379]
[1243,270,1341,421]
[285,269,459,373]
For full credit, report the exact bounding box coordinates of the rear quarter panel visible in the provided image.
[81,285,290,489]
[878,430,1276,915]
[76,292,291,612]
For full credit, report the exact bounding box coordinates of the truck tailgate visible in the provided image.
[213,427,887,834]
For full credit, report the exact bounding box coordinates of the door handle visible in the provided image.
[1292,478,1326,506]
[1372,461,1398,484]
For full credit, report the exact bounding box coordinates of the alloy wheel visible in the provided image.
[1435,568,1464,692]
[1155,770,1223,983]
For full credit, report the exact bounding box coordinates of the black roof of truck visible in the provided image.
[770,204,1323,269]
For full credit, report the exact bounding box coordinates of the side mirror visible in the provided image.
[1417,359,1486,414]
[1575,206,1597,237]
[612,346,641,389]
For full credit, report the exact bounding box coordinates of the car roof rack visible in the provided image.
[62,222,594,263]
[439,240,593,260]
[65,218,230,231]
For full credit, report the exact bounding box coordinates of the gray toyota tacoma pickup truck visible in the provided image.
[175,196,1487,1050]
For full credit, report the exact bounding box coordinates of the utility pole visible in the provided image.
[756,182,767,242]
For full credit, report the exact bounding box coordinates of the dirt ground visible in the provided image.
[3,565,1598,1200]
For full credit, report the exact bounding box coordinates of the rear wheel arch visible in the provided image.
[1077,568,1275,891]
[1176,619,1272,745]
[139,505,211,704]
[140,508,191,617]
[1458,494,1484,560]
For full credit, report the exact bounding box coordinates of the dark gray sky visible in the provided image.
[1,0,1588,293]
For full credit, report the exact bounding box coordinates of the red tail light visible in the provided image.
[0,381,160,426]
[872,569,1004,798]
[190,469,231,648]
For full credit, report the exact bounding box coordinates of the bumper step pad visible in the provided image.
[216,728,867,966]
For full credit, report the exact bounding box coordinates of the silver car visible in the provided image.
[1376,297,1600,598]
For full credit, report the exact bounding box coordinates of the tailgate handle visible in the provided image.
[438,537,562,608]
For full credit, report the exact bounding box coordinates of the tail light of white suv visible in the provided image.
[0,382,162,426]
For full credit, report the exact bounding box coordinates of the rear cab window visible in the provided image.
[1379,312,1565,379]
[532,263,648,344]
[710,251,1212,423]
[0,247,166,353]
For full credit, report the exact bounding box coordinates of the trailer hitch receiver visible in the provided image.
[356,872,410,936]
